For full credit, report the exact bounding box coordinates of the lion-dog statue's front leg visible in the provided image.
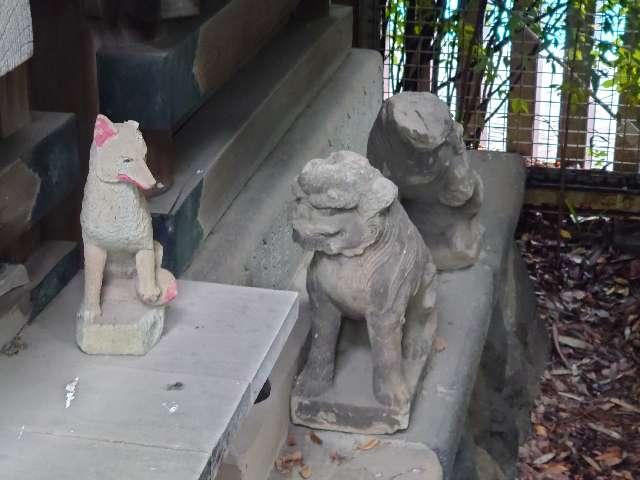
[298,266,342,397]
[366,306,410,409]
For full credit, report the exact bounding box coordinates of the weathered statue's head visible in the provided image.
[90,114,156,190]
[290,151,398,257]
[367,92,465,187]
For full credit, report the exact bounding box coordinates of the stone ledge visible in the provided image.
[184,48,383,288]
[394,152,529,478]
[97,0,302,131]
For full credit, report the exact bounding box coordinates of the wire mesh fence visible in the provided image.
[375,0,640,173]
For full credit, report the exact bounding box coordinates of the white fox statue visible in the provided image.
[77,114,177,354]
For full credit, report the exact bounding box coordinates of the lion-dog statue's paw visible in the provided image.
[296,367,332,398]
[374,372,411,412]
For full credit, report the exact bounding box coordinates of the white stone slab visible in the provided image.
[0,275,298,480]
[0,0,33,77]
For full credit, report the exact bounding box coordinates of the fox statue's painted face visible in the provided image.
[290,151,398,257]
[91,114,156,190]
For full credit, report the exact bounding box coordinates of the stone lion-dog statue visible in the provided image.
[290,151,438,412]
[78,114,177,334]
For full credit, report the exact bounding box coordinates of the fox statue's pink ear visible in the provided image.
[94,114,118,148]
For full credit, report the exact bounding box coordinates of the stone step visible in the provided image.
[150,5,354,275]
[0,112,80,252]
[183,48,382,289]
[1,241,79,351]
[97,0,302,131]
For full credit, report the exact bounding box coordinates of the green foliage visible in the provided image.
[382,0,639,143]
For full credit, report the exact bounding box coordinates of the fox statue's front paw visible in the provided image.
[137,283,161,305]
[137,269,177,307]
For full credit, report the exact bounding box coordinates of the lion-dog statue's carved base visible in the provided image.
[368,92,484,271]
[289,151,438,434]
[77,115,177,355]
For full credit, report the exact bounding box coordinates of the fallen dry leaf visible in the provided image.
[299,465,312,479]
[275,451,303,474]
[357,438,380,451]
[609,397,640,413]
[533,452,556,465]
[534,424,548,437]
[434,336,447,352]
[581,455,602,472]
[587,422,623,440]
[558,335,592,350]
[329,451,346,464]
[595,447,624,467]
[308,431,323,445]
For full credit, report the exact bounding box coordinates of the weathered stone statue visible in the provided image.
[290,151,438,434]
[368,92,484,270]
[77,114,177,355]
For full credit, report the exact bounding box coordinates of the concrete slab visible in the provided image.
[268,425,443,480]
[184,48,383,288]
[149,6,353,275]
[0,275,298,479]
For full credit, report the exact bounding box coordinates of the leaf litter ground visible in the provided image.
[516,211,640,479]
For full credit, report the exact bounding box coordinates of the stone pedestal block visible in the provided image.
[291,317,434,435]
[76,276,165,355]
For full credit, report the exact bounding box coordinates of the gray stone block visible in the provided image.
[290,317,433,434]
[76,276,165,356]
[0,274,298,479]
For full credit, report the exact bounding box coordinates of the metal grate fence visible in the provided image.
[376,0,640,173]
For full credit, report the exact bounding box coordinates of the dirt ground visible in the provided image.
[516,211,640,479]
